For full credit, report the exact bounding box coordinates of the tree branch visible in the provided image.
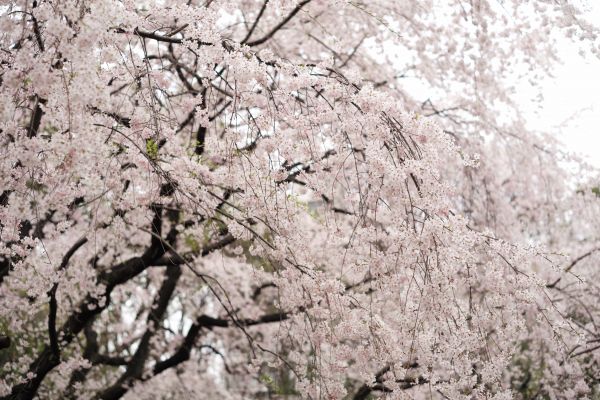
[0,335,10,350]
[47,237,88,360]
[133,27,184,44]
[27,96,46,138]
[151,310,289,377]
[246,0,312,46]
[546,247,599,289]
[3,209,175,400]
[241,0,270,44]
[98,265,182,400]
[132,27,214,46]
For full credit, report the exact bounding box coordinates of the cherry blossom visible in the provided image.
[1,1,599,399]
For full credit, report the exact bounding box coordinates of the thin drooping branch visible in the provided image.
[571,343,600,359]
[3,0,599,398]
[546,247,600,289]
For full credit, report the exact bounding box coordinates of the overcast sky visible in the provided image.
[521,47,600,167]
[523,3,600,167]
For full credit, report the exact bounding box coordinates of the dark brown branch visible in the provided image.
[3,208,176,400]
[194,88,208,155]
[353,365,390,400]
[202,233,235,256]
[0,257,10,287]
[195,311,289,328]
[31,15,44,52]
[0,335,10,350]
[246,0,311,46]
[27,96,46,138]
[64,325,100,399]
[546,247,599,289]
[150,233,235,267]
[353,365,428,399]
[132,27,213,46]
[208,99,232,122]
[98,265,182,400]
[151,310,289,377]
[88,310,289,400]
[241,0,270,44]
[252,282,277,300]
[198,344,232,373]
[64,325,129,399]
[88,106,131,128]
[134,27,184,44]
[339,36,366,68]
[47,237,88,360]
[94,354,129,367]
[570,343,600,358]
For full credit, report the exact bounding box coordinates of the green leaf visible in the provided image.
[184,235,200,254]
[26,179,46,192]
[146,138,159,160]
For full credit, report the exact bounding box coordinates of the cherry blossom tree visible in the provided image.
[1,0,599,399]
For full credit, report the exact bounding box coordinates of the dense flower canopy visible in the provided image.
[1,0,600,399]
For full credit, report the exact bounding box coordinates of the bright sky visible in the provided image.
[522,47,600,167]
[391,11,600,168]
[521,3,600,167]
